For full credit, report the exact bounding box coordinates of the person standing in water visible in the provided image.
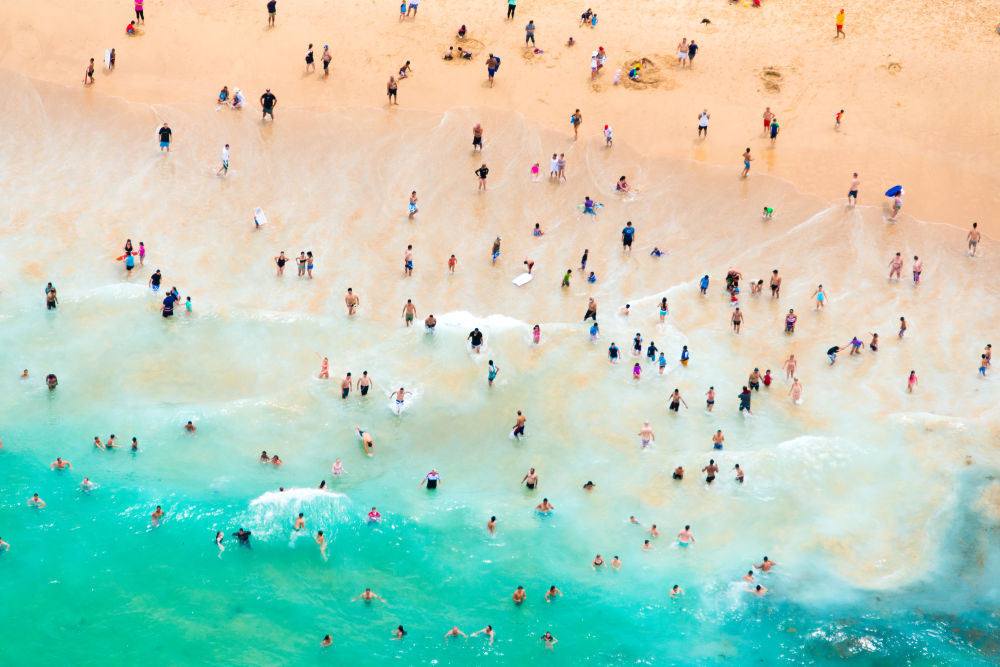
[789,378,803,403]
[404,245,414,275]
[907,370,918,393]
[848,172,860,206]
[345,287,360,315]
[677,525,695,546]
[488,360,499,387]
[741,148,753,177]
[401,299,417,326]
[512,410,526,439]
[967,222,981,256]
[522,467,539,489]
[638,421,654,449]
[888,252,903,280]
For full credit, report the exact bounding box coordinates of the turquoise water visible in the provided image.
[1,71,999,664]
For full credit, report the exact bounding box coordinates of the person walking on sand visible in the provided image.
[406,0,419,18]
[322,46,332,76]
[571,109,582,140]
[304,44,315,73]
[741,148,753,177]
[387,76,398,104]
[848,172,860,206]
[763,107,774,136]
[967,222,981,256]
[475,164,489,190]
[836,9,846,38]
[769,117,780,145]
[472,123,484,151]
[83,57,97,85]
[260,89,277,121]
[217,144,230,176]
[507,0,517,20]
[907,370,918,393]
[486,54,500,87]
[408,191,418,218]
[158,123,172,152]
[267,0,276,26]
[676,38,689,67]
[889,252,903,280]
[404,244,414,276]
[698,110,710,137]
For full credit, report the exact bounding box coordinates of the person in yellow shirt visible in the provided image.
[836,9,846,38]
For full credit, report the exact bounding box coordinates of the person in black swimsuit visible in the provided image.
[275,251,289,276]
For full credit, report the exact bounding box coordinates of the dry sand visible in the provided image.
[1,0,998,232]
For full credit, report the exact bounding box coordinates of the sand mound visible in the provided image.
[620,57,674,90]
[441,38,484,62]
[760,67,783,93]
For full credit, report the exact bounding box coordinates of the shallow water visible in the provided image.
[1,71,999,664]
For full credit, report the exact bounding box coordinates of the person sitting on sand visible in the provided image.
[443,46,454,60]
[457,24,467,39]
[398,61,412,78]
[230,88,244,109]
[616,176,631,193]
[629,66,640,81]
[566,36,575,46]
[218,86,229,104]
[457,47,473,59]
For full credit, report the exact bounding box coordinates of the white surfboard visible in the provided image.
[253,207,268,227]
[512,272,533,287]
[104,49,112,70]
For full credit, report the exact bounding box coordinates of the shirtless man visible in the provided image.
[889,252,903,279]
[28,493,46,508]
[401,299,417,326]
[912,256,923,285]
[472,123,484,151]
[80,477,96,492]
[403,245,414,276]
[783,354,797,380]
[545,585,562,602]
[769,269,782,298]
[754,556,776,572]
[535,498,554,513]
[488,516,496,535]
[744,570,755,583]
[731,307,744,333]
[345,288,360,315]
[789,378,803,404]
[357,426,375,456]
[747,584,768,596]
[351,588,385,602]
[847,172,860,206]
[444,627,467,639]
[521,467,539,489]
[315,530,327,557]
[151,505,164,526]
[512,586,527,603]
[677,525,695,546]
[512,410,526,439]
[471,625,496,645]
[701,459,719,484]
[50,457,72,470]
[637,421,654,449]
[357,371,372,396]
[424,314,437,330]
[741,148,753,178]
[340,373,352,399]
[748,368,762,391]
[967,222,981,256]
[762,107,774,136]
[712,430,725,450]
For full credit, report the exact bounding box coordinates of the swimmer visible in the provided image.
[233,528,252,547]
[677,525,695,546]
[345,288,360,315]
[351,588,385,602]
[611,556,622,569]
[215,531,225,553]
[321,635,332,647]
[367,507,381,523]
[536,498,553,514]
[671,585,685,598]
[50,457,73,470]
[540,631,558,649]
[315,530,327,557]
[488,516,496,535]
[28,493,46,508]
[668,389,688,412]
[151,505,164,526]
[648,524,660,538]
[702,459,719,484]
[93,436,105,451]
[402,298,417,326]
[512,586,527,603]
[783,354,797,379]
[81,477,96,493]
[357,427,375,456]
[294,513,305,531]
[318,357,329,379]
[271,454,283,466]
[592,554,605,568]
[512,410,526,439]
[392,626,406,640]
[747,584,768,596]
[106,434,120,449]
[744,570,755,583]
[20,369,28,378]
[357,371,372,396]
[184,421,196,433]
[812,285,826,309]
[907,370,918,393]
[789,378,803,404]
[642,539,654,551]
[444,627,467,639]
[583,480,596,491]
[545,586,562,602]
[734,464,744,483]
[754,556,776,572]
[522,467,539,489]
[471,626,496,645]
[259,450,270,463]
[638,421,654,449]
[712,430,725,450]
[705,386,715,411]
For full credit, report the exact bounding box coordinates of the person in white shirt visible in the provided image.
[698,110,710,137]
[217,144,230,176]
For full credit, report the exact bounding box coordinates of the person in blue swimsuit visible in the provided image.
[488,360,499,386]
